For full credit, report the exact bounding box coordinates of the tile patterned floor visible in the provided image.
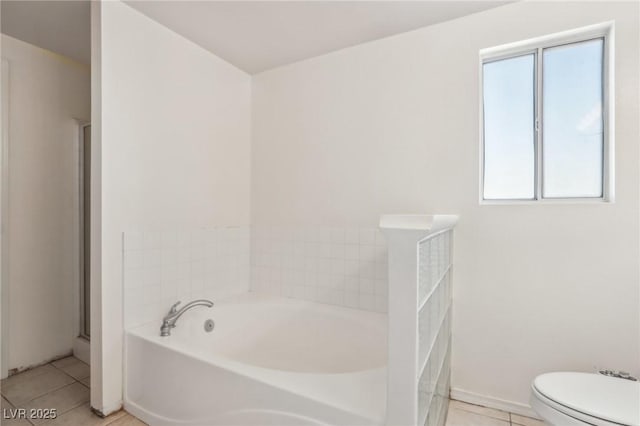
[1,356,146,426]
[3,359,542,426]
[446,400,546,426]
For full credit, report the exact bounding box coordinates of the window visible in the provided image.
[480,23,613,202]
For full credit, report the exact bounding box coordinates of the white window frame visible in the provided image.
[479,21,615,204]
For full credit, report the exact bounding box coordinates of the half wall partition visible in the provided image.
[381,215,458,426]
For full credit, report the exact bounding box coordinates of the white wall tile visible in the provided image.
[358,293,375,310]
[124,250,144,270]
[344,292,359,308]
[329,228,345,243]
[124,232,144,251]
[358,228,376,245]
[123,227,251,329]
[250,226,388,312]
[359,278,374,294]
[124,225,388,327]
[345,229,359,244]
[359,245,376,261]
[345,276,359,293]
[345,244,360,260]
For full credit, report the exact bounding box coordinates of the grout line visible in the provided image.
[104,414,126,425]
[48,357,90,385]
[45,398,90,424]
[3,358,89,412]
[103,410,136,426]
[5,380,72,409]
[458,410,511,425]
[1,357,104,426]
[448,402,524,426]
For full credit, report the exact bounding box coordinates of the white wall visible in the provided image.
[251,1,639,410]
[0,35,90,371]
[95,0,251,414]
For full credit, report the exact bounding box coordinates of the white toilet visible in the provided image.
[531,372,640,426]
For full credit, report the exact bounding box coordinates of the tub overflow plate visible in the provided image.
[204,319,215,333]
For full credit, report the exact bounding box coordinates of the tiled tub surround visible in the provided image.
[123,226,384,332]
[250,226,388,312]
[123,227,250,329]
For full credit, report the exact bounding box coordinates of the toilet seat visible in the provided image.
[532,384,626,426]
[531,372,640,426]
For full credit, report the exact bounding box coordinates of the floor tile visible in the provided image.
[50,357,78,370]
[59,362,90,381]
[51,357,90,381]
[2,395,14,409]
[511,413,546,426]
[108,413,148,425]
[1,364,57,390]
[1,397,31,425]
[23,382,89,424]
[80,376,90,387]
[2,418,32,426]
[1,399,28,424]
[2,369,75,407]
[445,406,510,426]
[44,403,127,426]
[449,400,510,421]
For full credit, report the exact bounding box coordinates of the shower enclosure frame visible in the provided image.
[0,59,10,379]
[78,122,91,340]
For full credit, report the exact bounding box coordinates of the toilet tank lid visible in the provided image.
[533,372,640,426]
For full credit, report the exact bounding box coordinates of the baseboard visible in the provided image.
[7,351,73,376]
[450,387,541,420]
[73,336,90,365]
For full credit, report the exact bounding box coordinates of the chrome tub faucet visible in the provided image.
[160,299,214,337]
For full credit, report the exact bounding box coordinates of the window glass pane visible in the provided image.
[483,54,535,200]
[542,39,604,198]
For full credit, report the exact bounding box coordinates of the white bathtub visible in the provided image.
[124,293,388,425]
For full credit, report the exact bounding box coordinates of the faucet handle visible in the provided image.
[168,301,181,314]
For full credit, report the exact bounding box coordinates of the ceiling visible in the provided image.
[1,1,511,73]
[126,1,510,74]
[1,1,90,65]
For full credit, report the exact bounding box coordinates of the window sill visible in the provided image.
[479,197,613,206]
